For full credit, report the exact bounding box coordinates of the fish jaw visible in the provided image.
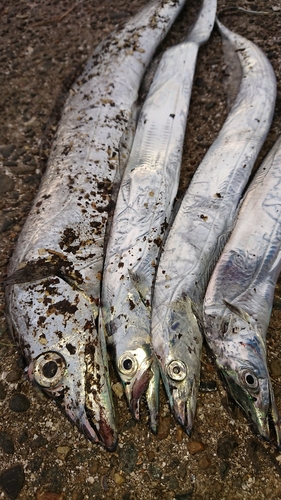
[6,277,117,450]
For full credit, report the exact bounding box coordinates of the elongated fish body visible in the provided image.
[5,0,186,451]
[100,0,217,430]
[203,136,281,447]
[151,19,277,434]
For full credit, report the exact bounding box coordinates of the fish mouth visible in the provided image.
[163,372,199,435]
[84,407,118,452]
[130,368,152,419]
[129,358,160,432]
[120,349,159,431]
[224,373,281,449]
[117,344,159,433]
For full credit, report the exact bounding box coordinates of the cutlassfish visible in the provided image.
[100,0,216,431]
[4,0,186,451]
[203,136,281,447]
[151,19,276,434]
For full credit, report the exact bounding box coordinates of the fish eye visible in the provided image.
[42,360,58,379]
[118,353,138,376]
[32,352,66,388]
[167,360,187,381]
[241,369,259,391]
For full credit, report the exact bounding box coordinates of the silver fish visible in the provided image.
[203,136,281,448]
[151,19,276,434]
[100,0,217,431]
[5,0,186,451]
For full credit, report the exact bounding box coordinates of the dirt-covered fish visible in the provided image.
[4,0,186,451]
[100,0,216,431]
[203,136,281,448]
[151,19,276,434]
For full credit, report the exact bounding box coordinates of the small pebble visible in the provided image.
[157,415,171,440]
[195,77,207,88]
[205,102,216,110]
[0,144,15,158]
[71,493,84,500]
[0,174,15,195]
[270,358,281,377]
[148,463,162,479]
[147,450,155,461]
[0,464,25,500]
[186,440,206,455]
[6,368,22,382]
[57,446,71,459]
[30,435,48,450]
[0,217,15,233]
[162,474,179,490]
[217,434,238,459]
[9,164,36,175]
[36,493,65,500]
[0,431,15,454]
[3,160,18,167]
[98,466,109,475]
[112,382,124,398]
[211,481,223,494]
[176,426,183,443]
[9,393,30,412]
[89,460,99,474]
[0,381,7,400]
[29,456,43,472]
[219,461,230,480]
[21,192,35,202]
[198,454,211,470]
[118,442,138,473]
[174,490,194,500]
[122,418,136,431]
[169,457,180,470]
[114,473,125,485]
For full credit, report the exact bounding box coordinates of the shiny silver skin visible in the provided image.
[203,136,281,448]
[5,0,186,451]
[100,0,216,431]
[151,19,277,434]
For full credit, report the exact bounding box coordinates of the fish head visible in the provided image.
[161,357,199,435]
[153,296,202,434]
[209,301,281,448]
[116,345,159,427]
[6,276,117,451]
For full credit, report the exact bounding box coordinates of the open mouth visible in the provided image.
[130,368,152,420]
[167,376,197,435]
[84,407,118,452]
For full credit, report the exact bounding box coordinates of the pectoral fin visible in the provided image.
[223,298,251,323]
